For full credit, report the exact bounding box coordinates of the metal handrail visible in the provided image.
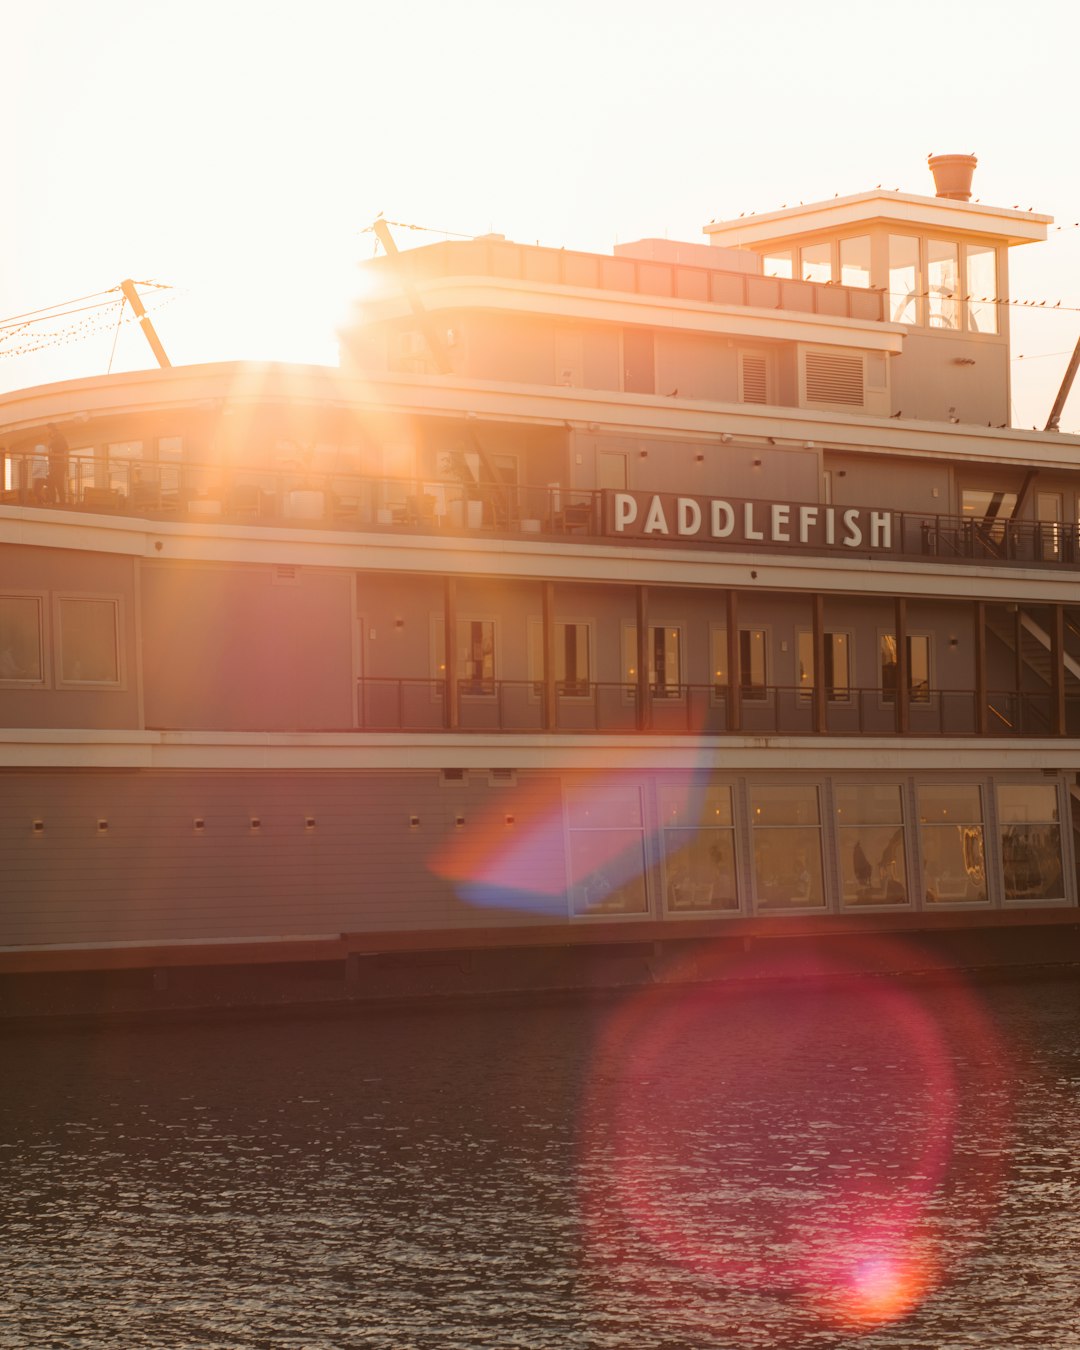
[4,448,1080,570]
[354,677,1080,738]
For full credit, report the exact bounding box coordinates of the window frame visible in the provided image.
[527,617,594,700]
[879,630,932,706]
[431,613,499,699]
[0,590,49,688]
[53,593,125,690]
[796,629,853,704]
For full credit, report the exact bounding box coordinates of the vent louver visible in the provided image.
[805,352,864,406]
[741,355,768,404]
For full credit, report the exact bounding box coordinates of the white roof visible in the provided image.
[704,190,1052,249]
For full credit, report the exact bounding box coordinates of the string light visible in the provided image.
[0,292,175,362]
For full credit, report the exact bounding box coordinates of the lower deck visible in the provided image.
[2,764,1076,964]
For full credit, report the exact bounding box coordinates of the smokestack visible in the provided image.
[927,153,977,202]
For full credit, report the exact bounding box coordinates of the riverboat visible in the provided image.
[3,155,1079,1010]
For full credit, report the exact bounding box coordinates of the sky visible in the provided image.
[4,0,1080,430]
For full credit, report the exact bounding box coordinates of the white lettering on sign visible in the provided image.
[677,497,702,536]
[842,508,862,548]
[608,491,895,553]
[643,496,670,534]
[614,493,637,531]
[711,500,735,537]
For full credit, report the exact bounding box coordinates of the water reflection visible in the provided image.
[1,972,1078,1348]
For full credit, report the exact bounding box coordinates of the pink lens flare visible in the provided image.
[578,934,1011,1341]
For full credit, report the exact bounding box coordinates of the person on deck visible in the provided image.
[45,423,69,504]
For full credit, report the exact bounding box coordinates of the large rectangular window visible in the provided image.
[433,617,496,695]
[621,626,682,698]
[750,784,825,909]
[888,235,920,324]
[528,620,591,696]
[800,242,832,285]
[839,236,871,289]
[918,785,987,905]
[565,784,648,917]
[881,634,930,704]
[927,239,960,330]
[797,631,851,702]
[660,781,738,913]
[0,594,45,684]
[740,629,767,701]
[966,245,998,334]
[836,785,908,906]
[459,619,495,695]
[762,250,793,280]
[998,784,1065,902]
[56,596,121,686]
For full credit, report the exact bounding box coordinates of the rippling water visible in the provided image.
[1,971,1078,1349]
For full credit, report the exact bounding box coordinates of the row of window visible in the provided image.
[437,617,930,701]
[762,234,998,334]
[564,779,1066,918]
[0,593,122,687]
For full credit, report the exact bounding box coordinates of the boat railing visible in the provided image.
[354,678,1080,738]
[3,449,1079,570]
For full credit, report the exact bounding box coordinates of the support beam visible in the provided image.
[726,590,740,734]
[370,219,453,375]
[636,586,650,732]
[119,279,171,369]
[974,601,988,736]
[444,578,458,730]
[1050,605,1067,736]
[541,581,557,732]
[812,594,827,734]
[895,597,909,735]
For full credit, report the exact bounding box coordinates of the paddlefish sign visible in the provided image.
[604,491,894,551]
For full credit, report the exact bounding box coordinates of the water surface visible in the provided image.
[2,972,1078,1348]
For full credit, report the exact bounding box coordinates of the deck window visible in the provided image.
[888,235,920,325]
[56,596,121,686]
[622,625,682,698]
[528,620,592,696]
[836,785,908,906]
[565,784,648,917]
[660,781,738,913]
[0,594,45,684]
[763,250,793,280]
[917,785,987,905]
[998,784,1065,902]
[433,617,496,695]
[800,242,832,285]
[750,784,825,909]
[927,239,960,330]
[881,634,930,704]
[739,629,767,701]
[966,245,998,334]
[839,236,871,289]
[797,631,851,702]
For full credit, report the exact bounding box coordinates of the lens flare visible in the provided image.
[578,935,1010,1343]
